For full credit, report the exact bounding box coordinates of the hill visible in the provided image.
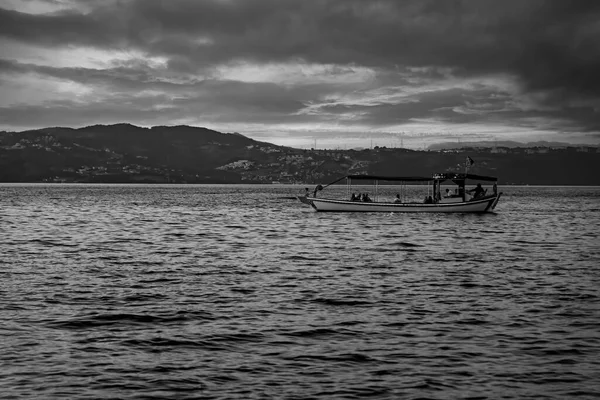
[1,124,599,185]
[426,140,590,151]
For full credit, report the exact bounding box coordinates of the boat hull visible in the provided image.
[304,194,500,213]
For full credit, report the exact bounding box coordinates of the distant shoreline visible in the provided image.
[2,182,600,188]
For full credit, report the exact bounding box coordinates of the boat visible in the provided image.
[298,173,502,213]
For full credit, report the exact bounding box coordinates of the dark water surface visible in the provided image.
[1,184,599,399]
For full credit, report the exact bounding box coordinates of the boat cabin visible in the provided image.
[433,173,498,203]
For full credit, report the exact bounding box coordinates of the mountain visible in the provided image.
[1,124,599,184]
[427,140,589,151]
[0,124,283,183]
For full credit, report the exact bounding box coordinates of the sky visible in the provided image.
[1,0,599,149]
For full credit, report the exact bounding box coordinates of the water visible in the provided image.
[1,184,599,399]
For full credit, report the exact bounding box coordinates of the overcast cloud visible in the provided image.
[1,0,599,148]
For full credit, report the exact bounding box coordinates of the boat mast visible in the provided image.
[346,177,350,199]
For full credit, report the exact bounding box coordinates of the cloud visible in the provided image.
[0,0,599,147]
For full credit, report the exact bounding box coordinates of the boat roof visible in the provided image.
[433,173,497,182]
[323,173,497,188]
[347,173,497,182]
[346,174,433,182]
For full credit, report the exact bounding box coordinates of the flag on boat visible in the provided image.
[466,156,474,166]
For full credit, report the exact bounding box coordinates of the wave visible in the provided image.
[311,297,374,306]
[45,311,214,329]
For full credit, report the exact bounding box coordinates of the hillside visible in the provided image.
[426,140,583,151]
[1,124,599,185]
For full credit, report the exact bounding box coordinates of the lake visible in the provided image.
[1,184,599,399]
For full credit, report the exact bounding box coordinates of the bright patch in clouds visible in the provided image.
[2,0,72,14]
[1,39,169,70]
[216,61,376,86]
[0,74,92,107]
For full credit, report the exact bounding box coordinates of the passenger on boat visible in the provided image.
[424,196,433,204]
[313,184,323,197]
[394,194,401,203]
[304,188,310,197]
[350,193,358,201]
[445,188,453,197]
[362,193,372,202]
[468,183,485,199]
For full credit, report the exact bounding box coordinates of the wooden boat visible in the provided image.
[298,173,502,213]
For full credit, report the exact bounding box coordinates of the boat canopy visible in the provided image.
[346,174,433,182]
[319,174,432,190]
[319,173,496,190]
[433,173,497,182]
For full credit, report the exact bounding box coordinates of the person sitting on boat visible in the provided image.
[445,188,453,197]
[394,194,401,203]
[304,188,310,197]
[313,184,323,197]
[362,193,372,202]
[468,183,485,199]
[350,193,358,201]
[424,196,433,204]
